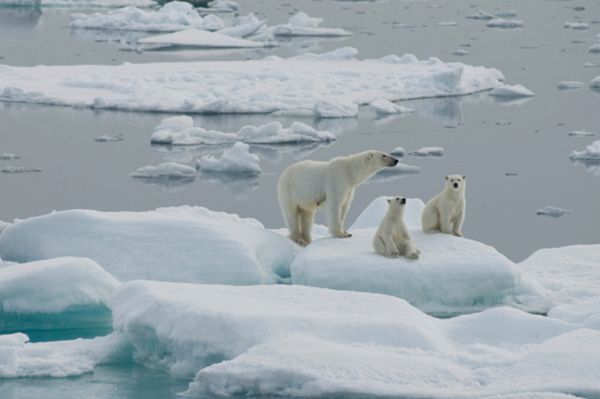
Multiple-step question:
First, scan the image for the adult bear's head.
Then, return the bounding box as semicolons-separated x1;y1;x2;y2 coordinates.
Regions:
366;150;399;168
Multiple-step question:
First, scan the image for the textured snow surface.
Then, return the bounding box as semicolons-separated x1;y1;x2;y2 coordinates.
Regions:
0;207;296;284
0;49;504;116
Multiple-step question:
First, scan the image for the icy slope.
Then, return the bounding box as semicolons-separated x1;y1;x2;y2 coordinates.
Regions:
0;49;504;116
0;207;296;284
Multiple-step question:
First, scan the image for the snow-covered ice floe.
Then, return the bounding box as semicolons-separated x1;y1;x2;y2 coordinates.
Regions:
138;29;271;49
489;84;534;98
1;166;41;174
486;18;523;29
0;207;296;284
569;139;600;162
0;332;131;378
0;257;117;332
0;153;20;160
589;44;600;54
466;10;495;20
94;134;123;142
196;142;262;175
0;48;504;116
0;0;156;7
291;197;546;316
557;81;584;90
69;2;217;32
130;162;197;179
536;206;571;218
370;98;414;116
272;12;351;37
568;129;596;137
151;116;335;145
564;21;589;30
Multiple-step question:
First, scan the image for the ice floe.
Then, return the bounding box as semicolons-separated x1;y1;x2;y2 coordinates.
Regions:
1;166;41;174
591;76;600;88
557;81;584;90
390;146;406;157
216;13;265;38
489;84;534;98
69;2;211;32
0;207;296;284
0;257;117;332
367;163;421;184
564;21;589;30
196;142;261;175
466;10;495;20
589;44;600;53
370;98;414;116
272;12;351;37
568;129;596;137
569;139;600;161
486;18;523;29
199;0;240;12
151;117;335;146
453;48;470;56
0;48;504;116
0;0;156;6
138;29;270;48
409;146;444;157
536;206;571;218
0;153;20;160
94;134;123;142
130;162;197;179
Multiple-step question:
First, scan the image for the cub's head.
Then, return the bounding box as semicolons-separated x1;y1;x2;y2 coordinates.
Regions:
366;150;399;168
445;175;466;191
387;196;407;213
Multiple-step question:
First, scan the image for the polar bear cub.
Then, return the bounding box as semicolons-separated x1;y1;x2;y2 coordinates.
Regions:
278;150;399;246
421;175;466;237
373;196;420;259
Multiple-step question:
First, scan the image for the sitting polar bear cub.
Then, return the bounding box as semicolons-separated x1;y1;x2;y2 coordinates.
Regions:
373;196;420;259
278;150;398;246
421;174;466;237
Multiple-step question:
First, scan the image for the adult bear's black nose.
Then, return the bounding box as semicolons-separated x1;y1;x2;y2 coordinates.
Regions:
390;158;399;166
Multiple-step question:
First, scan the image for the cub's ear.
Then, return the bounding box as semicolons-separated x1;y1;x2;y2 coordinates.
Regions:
387;198;392;204
445;175;449;180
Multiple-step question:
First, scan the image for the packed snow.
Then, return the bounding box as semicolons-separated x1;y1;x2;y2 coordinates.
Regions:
0;207;296;284
0;49;504;116
536;206;571;217
196;142;262;175
370;98;414;115
138;29;269;48
130;162;197;179
486;19;523;29
569;140;600;161
0;257;117;332
564;21;589;30
410;146;444;157
69;2;214;32
291;197;544;315
151;117;335;146
489;84;535;98
272;12;351;37
557;81;584;90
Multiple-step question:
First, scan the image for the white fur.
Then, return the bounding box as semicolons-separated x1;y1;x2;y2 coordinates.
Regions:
421;174;466;237
373;197;420;259
278;150;398;246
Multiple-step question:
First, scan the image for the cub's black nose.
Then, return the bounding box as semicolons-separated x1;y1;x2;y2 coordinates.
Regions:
453;183;459;188
400;198;406;204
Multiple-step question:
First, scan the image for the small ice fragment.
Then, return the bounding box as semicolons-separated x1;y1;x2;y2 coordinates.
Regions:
564;21;589;30
0;153;20;160
409;146;444;157
568;130;596;137
94;134;124;142
589;44;600;53
390;146;405;157
130;162;197;178
197;142;261;175
1;166;41;174
453;48;470;56
557;81;584;90
536;206;571;217
591;76;600;88
438;21;457;27
466;11;494;20
486;18;523;28
569;140;600;161
370;99;413;116
489;84;534;98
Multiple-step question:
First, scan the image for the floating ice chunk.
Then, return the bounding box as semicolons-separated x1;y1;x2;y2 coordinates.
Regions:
202;0;240;12
489;84;534;98
367;163;421;184
94;134;123;142
557;81;584;90
1;166;41;174
0;153;20;160
292;46;358;61
151;116;236;145
564;21;589;30
0;207;295;284
314;100;359;118
390;146;405;157
273;12;351;37
130;162;197;179
536;206;571;217
486;18;523;29
69;2;209;32
584;62;598;68
378;53;419;64
569;140;600;161
0;332;131;378
217;14;265;38
438;21;457;27
495;10;518;18
370;98;413;115
568;129;596;136
0;257;117;332
237;121;335;144
591;76;600;88
589;44;600;53
409;146;444;157
138;29;269;48
453;48;470;56
466;10;495;20
0;0;157;6
197;142;261;175
0;50;504;116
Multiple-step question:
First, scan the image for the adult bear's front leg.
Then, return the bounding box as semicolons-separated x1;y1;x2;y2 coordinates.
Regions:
327;189;351;238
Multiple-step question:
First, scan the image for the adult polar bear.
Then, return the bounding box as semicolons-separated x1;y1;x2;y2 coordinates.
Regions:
278;150;398;246
422;174;466;237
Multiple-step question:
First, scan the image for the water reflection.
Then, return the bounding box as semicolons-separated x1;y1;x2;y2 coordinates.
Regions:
0;6;42;32
197;171;259;196
571;159;600;176
131;175;196;191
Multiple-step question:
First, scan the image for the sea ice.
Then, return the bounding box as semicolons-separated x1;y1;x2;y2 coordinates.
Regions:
201;0;240;12
557;81;584;90
130;162;197;179
1;166;41;174
536;206;571;217
217;13;265;38
589;44;600;53
272;12;351;37
0;49;504;116
94;134;123;142
196;142;261;175
568;129;596;136
0;207;296;284
390;146;405;157
370;98;414;116
489;84;534;98
569;139;600;161
564;21;589;30
453;48;470;56
591;76;600;88
367;163;421;184
486;18;523;29
466;10;495;20
69;2;210;32
0;153;20;160
410;146;444;157
0;0;156;6
140;30;260;50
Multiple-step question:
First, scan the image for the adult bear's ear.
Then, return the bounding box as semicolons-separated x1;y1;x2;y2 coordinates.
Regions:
367;152;373;160
387;198;391;204
463;175;466;180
